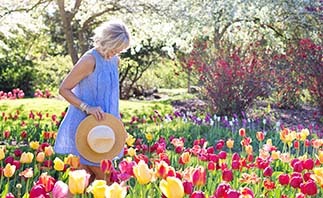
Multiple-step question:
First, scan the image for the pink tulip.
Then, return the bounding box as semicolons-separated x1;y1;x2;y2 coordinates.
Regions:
214;182;231;197
52;181;69;198
192;166;206;186
222;169;233;182
300;181;317;196
278;174;290;185
183;181;193;195
263;166;273;177
5;193;15;198
190;191;206;198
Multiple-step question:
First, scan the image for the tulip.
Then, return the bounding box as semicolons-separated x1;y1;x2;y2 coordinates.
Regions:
160;176;184;198
214;183;231;197
44;146;54;157
68;169;90;194
126;134;136;146
5;193;14;198
179;152;190;165
256;131;265;141
100;159;113;174
37;172;56;192
311;167;323;187
54;157;65;171
145;132;153;141
226;139;234;149
133;160;153;185
303;159;314;170
29;141;40;150
20;152;34;164
300;181;317;196
222;169;233;182
190;191;205;198
290;176;303;188
191;166;206;186
226;189;241;198
182;180;193;195
106;182;127;198
263;166;273;177
0;147;5;160
30;184;49;198
127;147;136;157
3;163;16;178
239;128;246;137
218;151;227;159
64;154;80;169
245;145;253;155
155;160;169;179
52;181;69;198
19;168;33;178
36;152;45;163
91;180;107;198
278;174;290;185
240;187;254;198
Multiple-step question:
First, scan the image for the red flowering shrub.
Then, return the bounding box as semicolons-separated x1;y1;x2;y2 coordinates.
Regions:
179;38;273;116
271;38;322;111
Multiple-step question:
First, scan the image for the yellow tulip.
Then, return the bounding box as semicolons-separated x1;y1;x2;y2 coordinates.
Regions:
127;147;136;157
133;160;153;185
311;167;323;187
245;145;253;155
91;180;107;198
4;163;16;178
106;182;127;198
271;151;281;160
0;147;5;160
44;146;54;157
160;176;184;198
226;138;234;149
29;141;40;150
316;150;323;164
54;157;65;171
126;134;136;146
145;132;153;142
68;169;90;194
20;152;34;164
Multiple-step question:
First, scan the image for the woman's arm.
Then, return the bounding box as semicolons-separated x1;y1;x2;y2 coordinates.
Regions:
59;54;105;120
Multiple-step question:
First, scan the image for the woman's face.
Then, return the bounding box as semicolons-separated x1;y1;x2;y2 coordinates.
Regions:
105;48;123;59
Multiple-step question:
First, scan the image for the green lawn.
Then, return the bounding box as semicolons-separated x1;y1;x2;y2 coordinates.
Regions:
0;97;173;119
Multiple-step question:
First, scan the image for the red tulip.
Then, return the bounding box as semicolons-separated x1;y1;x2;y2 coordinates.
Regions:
215;140;225;150
240;187;254;198
100;159;113;174
231;160;240;170
208;161;216;171
14;149;22;157
302;159;314;170
214;183;231;198
218;151;227;159
293;161;304;173
303;172;312;182
36;173;56;192
12;160;21;170
3;130;10;138
192;166;206;186
183;181;193;195
278;174;290;185
239;128;246;137
290;176;303;188
300;181;317;196
207;146;215;153
208;154;219;163
231;153;240;161
222;169;233;182
4;156;14;165
190;191;205;198
226;189;240;198
263;166;273;177
20;130;27;139
30;184;50;198
294;141;300;149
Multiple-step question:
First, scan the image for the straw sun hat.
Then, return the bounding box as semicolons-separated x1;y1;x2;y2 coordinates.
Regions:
75;113;127;163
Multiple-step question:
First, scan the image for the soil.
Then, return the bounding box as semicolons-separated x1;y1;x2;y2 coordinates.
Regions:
171;98;323;134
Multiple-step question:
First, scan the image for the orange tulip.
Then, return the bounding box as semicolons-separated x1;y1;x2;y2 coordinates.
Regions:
65;154;80;169
36;152;45;163
44;146;54;157
179;152;190;165
256;131;265;142
155;160;169;179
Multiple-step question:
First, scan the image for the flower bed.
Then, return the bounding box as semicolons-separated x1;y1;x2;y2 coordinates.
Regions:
0;109;323;197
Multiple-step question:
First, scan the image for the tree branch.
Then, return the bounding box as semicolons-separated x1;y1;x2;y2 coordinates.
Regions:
0;0;49;18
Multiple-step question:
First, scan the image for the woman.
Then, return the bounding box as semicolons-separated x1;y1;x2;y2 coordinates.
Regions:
54;20;130;183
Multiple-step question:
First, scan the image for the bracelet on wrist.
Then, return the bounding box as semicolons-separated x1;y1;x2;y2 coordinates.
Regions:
79;102;88;113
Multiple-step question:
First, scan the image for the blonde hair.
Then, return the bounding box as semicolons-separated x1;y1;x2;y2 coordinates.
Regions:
93;20;130;54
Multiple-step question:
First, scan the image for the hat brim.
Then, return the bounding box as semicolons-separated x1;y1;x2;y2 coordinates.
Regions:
76;113;127;163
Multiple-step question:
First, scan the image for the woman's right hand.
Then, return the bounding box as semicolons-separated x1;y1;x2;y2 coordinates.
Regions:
86;106;105;121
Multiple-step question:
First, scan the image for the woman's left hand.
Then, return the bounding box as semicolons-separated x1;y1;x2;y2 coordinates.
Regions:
86;106;105;121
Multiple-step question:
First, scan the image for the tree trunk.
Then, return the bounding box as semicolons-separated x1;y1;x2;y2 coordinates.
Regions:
56;0;79;64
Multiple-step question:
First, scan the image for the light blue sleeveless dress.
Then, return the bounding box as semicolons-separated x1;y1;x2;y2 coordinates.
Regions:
54;48;123;166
